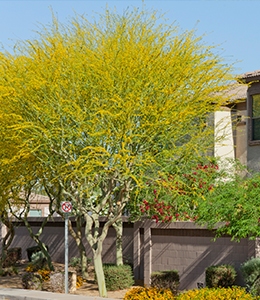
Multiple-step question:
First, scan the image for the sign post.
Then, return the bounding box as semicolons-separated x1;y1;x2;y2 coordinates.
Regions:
61;201;72;294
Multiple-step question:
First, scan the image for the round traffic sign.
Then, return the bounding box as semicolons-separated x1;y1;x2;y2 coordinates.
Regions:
61;201;72;213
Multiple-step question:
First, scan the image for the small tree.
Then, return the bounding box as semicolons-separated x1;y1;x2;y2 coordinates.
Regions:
196;171;260;240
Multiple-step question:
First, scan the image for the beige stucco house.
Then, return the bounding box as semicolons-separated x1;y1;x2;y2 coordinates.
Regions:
214;70;260;173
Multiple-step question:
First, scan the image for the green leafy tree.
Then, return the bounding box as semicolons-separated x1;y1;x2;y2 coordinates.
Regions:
196;172;260;240
0;8;234;296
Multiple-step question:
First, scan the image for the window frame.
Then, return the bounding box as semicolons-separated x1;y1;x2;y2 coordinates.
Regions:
249;93;260;145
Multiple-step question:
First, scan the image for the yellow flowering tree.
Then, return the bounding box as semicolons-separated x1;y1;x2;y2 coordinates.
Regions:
0;8;234;296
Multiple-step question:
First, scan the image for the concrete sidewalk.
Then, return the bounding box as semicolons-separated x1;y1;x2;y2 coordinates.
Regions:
0;288;118;300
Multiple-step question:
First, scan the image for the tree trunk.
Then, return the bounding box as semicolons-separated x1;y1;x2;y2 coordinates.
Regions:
0;217;14;270
81;181;130;297
84;212;108;298
37;240;54;271
8;189;55;271
23;217;54;271
80;246;88;279
112;218;123;266
93;242;107;298
67;215;89;279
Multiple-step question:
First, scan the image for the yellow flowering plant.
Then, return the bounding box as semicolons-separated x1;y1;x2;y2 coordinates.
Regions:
177;287;258;300
124;287;175;300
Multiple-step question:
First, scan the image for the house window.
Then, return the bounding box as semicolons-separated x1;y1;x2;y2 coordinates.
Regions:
29;209;42;217
252;94;260;140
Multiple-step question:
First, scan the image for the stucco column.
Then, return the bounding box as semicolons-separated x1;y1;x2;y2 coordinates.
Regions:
214;108;235;173
133;221;141;281
143;220;152;286
255;238;260;257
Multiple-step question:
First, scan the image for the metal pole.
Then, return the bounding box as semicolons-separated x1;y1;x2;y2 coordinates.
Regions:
65;213;69;294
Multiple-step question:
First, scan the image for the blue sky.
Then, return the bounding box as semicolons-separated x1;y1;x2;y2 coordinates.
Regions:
0;0;259;75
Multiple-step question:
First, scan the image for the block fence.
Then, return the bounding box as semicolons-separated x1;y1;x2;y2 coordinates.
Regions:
2;217;257;290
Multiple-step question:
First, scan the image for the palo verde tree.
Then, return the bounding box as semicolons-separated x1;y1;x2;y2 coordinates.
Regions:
0;8;234;296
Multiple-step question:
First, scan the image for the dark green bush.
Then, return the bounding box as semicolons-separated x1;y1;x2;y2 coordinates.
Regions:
103;264;134;291
241;257;260;296
151;270;180;295
205;264;236;288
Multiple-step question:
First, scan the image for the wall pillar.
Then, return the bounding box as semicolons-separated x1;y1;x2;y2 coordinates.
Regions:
214;108;235;173
255;238;260;257
143;220;152;286
133;221;141;281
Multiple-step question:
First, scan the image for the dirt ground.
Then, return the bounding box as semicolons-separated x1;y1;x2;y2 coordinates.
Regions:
0;261;132;299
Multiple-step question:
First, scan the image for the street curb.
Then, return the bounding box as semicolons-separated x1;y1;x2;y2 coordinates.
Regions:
0;288;117;300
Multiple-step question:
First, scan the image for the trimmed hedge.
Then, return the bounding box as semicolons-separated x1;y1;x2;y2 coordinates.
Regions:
205;264;236;288
103;264;134;291
151;270;179;295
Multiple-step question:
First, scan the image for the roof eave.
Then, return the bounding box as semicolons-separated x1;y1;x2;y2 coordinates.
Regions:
238;70;260;84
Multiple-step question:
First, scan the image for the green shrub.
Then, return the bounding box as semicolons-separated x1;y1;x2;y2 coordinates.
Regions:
103;264;134;291
26;245;48;261
205;264;237;288
176;287;256;300
151;270;179;295
241;257;260;296
123;287;175;300
30;251;49;271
